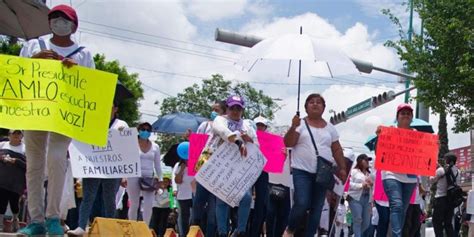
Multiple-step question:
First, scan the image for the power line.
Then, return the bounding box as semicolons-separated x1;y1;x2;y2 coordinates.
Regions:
81;20;240;54
128;65;399;88
78;28;237;63
141;82;174;97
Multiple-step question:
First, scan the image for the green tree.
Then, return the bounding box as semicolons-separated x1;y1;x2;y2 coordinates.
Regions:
384;0;474;133
384;0;473;217
93;54;144;125
0;37;21;56
157;74;279;152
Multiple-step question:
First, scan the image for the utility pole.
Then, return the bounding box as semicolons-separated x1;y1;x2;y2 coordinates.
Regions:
405;0;414;103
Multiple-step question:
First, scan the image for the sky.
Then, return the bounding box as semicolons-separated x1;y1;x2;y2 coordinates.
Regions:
46;0;469;153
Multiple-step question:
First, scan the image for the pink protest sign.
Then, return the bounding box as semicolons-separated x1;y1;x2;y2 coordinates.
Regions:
344;175;351;192
373;170;416;203
187;133;209;176
256;130;286;173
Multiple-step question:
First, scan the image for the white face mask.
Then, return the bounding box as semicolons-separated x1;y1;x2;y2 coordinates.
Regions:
50;17;74;36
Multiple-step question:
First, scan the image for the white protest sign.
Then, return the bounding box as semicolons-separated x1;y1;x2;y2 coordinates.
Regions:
196;142;266;207
69;128;141;178
467;190;474;214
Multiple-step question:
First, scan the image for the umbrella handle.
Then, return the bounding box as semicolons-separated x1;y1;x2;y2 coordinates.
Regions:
296;111;300;116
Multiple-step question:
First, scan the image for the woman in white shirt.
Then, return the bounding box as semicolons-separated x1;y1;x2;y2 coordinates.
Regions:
348;154;373;237
377;103;418;237
283;94;347;237
174;157;193;236
211;95;257;237
127;122;162;226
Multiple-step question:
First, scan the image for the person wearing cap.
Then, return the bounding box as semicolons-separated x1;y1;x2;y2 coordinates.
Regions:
18;4;95;236
283;94;347;237
375;103;418;237
248;116;270;237
0;130;26;232
195;95;257;237
430;152;460;237
347;154;373;237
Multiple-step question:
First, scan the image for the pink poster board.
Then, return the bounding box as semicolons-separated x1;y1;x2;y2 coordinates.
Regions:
256;130;286;173
187;133;209;176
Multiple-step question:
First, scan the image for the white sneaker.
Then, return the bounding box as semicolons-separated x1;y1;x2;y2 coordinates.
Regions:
63;223;70;233
67;227;85;236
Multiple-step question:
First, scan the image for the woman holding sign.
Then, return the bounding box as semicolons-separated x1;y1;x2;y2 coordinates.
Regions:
127;122;162;226
377;103;418;237
205;95;257;237
283;93;347;237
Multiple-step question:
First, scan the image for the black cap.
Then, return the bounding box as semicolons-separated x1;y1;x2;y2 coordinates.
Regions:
357;154;372;162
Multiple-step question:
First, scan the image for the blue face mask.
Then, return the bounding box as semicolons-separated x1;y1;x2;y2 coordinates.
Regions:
138;130;151;139
210;111;219;121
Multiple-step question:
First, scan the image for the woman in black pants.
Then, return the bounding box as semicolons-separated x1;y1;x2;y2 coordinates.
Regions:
0;130;26;232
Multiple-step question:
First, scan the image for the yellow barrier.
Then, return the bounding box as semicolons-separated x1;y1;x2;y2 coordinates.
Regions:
186;225;204;237
163;228;177;237
87;217;153;237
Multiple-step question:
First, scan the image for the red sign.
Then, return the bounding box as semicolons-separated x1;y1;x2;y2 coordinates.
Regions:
375;126;439;176
451;146;472;184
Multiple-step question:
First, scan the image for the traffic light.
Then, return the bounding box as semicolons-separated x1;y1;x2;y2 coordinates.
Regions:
372;90;395;107
330;111;346;125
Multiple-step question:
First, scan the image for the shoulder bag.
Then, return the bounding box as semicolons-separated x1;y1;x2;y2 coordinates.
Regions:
304;118;336;190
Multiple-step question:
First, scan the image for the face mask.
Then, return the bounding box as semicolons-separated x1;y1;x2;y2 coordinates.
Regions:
210;111;218;121
138;130;151;139
50;17;74;36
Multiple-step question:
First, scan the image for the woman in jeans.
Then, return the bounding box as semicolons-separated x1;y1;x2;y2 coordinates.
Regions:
198;95;256;237
377;103;417;237
189;100;226;236
127;122;162;225
68;104;128;235
283;93;347;237
347;154;373;237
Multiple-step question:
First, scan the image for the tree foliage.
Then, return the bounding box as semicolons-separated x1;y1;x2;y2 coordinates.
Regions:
384;0;474;133
160;74;279;120
0;37;21;56
93;54;144;126
157;74;280;152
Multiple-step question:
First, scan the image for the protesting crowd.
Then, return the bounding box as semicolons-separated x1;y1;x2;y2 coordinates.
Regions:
0;4;472;237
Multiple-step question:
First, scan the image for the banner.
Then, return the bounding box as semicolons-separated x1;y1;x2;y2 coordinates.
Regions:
195;142;266;207
69;128;141;178
0;55;117;146
187;133;209;176
375;126;438;176
256;130;286;173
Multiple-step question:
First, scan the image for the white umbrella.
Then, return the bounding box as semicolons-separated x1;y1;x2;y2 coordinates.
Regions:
0;0;51;39
236;27;359;115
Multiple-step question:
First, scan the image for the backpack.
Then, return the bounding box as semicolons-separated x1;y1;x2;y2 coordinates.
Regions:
445;166;464;208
